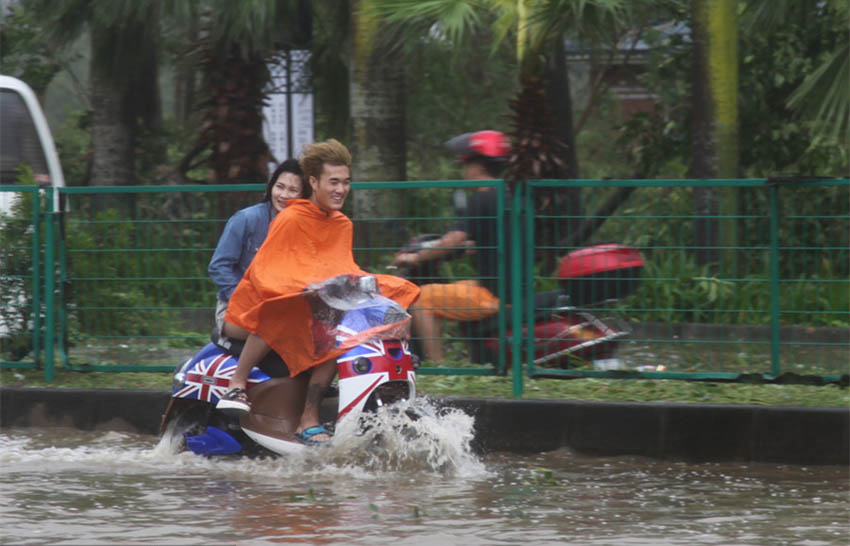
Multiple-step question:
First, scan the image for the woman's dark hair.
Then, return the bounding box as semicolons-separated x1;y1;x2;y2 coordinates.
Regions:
264;158;308;201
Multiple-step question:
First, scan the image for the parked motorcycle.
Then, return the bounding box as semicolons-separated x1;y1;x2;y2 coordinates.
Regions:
159;274;418;456
397;235;643;370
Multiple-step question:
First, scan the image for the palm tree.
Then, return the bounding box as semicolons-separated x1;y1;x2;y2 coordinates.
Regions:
31;0;163;186
346;1;409;261
174;0;307;186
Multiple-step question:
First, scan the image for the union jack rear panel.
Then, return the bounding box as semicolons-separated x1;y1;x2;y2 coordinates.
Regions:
173;350;270;404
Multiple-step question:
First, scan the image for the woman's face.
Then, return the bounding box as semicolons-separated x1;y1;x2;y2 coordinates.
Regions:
270;172;303;212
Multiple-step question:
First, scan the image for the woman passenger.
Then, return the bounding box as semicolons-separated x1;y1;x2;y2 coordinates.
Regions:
208;159;308;348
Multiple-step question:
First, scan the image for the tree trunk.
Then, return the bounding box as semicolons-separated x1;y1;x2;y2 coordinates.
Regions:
690;0;725;268
88;17;163;192
201;49;271;187
544;37;585;263
349;0;407;267
690;0;739;272
175;15;199;125
89;62;133;187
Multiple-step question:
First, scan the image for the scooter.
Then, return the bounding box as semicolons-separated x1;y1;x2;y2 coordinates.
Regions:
159;274;418;456
398;235;643;370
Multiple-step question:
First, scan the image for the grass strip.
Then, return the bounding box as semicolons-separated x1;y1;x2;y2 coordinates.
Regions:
2;368;847;408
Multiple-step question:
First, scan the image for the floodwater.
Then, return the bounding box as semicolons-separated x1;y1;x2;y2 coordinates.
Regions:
1;401;848;546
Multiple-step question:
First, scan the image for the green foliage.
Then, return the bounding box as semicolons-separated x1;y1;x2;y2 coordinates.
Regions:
628;257;764;324
164;330;210;348
744;0;849;144
737;4;848;175
0;168;40;360
614;106;689;179
588;182;848;325
52;109;91;187
628;2;848;176
579;92;654;179
0;4;68;94
403;23;518;180
770;185;849;278
624;255;848;328
62;198;221;338
591;186;695;249
65;209;164;336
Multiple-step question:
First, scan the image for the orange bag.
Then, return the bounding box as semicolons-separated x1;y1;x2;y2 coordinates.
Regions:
225;199;419;376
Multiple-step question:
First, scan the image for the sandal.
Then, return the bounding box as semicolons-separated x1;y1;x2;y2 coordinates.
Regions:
294;425;332;446
216;387;251;414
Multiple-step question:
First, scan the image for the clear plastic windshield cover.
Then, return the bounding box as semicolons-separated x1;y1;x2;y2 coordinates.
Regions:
305;274;411;355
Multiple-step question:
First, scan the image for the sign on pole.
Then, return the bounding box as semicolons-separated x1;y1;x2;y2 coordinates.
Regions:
263;50;314;168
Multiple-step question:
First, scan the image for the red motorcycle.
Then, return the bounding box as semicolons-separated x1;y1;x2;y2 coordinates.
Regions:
398;236;643;370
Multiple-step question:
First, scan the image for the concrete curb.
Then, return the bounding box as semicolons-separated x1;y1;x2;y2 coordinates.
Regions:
1;387;847;465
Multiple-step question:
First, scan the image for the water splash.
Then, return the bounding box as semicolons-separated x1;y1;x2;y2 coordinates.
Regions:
318;396;487;478
156;396;487;479
2;398;486;482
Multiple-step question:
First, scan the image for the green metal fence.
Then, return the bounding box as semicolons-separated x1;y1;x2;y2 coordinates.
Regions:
1;185;46;374
521;178;849;389
1;178;847;394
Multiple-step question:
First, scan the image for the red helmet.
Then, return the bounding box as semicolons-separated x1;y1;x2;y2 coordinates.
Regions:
444;130;510;160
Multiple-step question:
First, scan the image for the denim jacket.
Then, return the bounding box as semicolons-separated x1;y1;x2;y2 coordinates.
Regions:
208;202;275;302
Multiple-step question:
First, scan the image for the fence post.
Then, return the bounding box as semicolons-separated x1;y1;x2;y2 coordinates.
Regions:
511;182;524;397
29;188;42;367
523;180;536;381
768;182;781;376
43;189;55;382
496;181;508;374
56;204;70;368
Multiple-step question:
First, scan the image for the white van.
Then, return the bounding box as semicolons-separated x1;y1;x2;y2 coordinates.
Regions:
0;74;65;213
1;75;66;342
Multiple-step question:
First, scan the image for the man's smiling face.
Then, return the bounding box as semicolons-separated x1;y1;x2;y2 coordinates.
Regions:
310;163;351;213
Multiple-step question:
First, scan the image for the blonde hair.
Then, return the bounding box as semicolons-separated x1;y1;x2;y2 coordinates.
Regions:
300;139;352;182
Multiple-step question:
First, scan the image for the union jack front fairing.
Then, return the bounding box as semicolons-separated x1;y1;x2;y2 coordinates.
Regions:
335;337;416;428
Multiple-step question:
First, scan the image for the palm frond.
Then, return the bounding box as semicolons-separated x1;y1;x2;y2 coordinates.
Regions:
28;0;93;44
740;0;810;31
787;44;850;142
367;0;487;44
200;0;300;58
530;0;628;45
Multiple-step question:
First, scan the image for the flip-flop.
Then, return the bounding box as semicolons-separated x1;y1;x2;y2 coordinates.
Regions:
294;425;332;446
216;387;251;414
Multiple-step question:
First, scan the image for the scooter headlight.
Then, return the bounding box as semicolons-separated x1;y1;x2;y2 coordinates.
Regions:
172;357;192;388
352;357;372;374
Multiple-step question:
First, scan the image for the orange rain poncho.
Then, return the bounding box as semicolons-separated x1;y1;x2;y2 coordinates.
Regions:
225;199;420;377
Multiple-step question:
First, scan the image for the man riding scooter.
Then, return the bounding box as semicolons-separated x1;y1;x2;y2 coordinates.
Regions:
392;130;511;362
